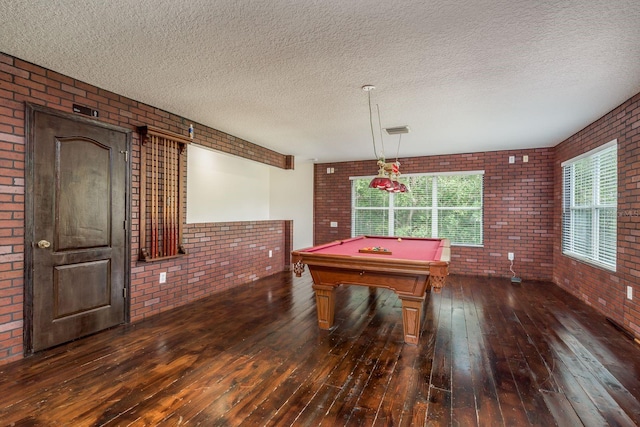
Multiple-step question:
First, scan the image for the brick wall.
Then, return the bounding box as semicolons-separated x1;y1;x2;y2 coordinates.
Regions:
0;52;289;364
553;93;640;337
2;49;639;362
315;148;555;280
131;221;285;319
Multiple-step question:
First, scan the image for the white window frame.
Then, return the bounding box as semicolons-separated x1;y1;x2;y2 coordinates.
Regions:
561;140;617;271
350;170;484;246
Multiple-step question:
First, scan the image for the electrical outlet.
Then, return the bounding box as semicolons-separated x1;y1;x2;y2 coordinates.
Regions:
159;272;167;284
330;221;338;228
268;250;273;258
508;156;515;164
628;286;633;300
508;252;514;261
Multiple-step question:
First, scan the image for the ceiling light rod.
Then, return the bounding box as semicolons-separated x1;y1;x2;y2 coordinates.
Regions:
362;85;380;160
363;84;408;193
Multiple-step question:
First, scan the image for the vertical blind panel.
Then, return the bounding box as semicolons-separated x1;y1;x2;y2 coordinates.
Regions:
562;166;572;253
437;174;483;245
573;157;594;207
571;209;594;257
353;209;389;236
394;209;432;237
353;179;389;208
437;175;483;207
599;148;617;205
562;144;617;269
598;208;617;265
395;176;432;207
438;209;483;245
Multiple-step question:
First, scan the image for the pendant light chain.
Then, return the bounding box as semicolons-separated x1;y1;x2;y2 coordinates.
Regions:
364;84;408;193
376;104;385;161
395;134;402;163
367;88;380;160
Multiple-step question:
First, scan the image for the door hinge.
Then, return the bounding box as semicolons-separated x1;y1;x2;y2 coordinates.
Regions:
123;288;127;298
123;220;127;230
120;150;129;162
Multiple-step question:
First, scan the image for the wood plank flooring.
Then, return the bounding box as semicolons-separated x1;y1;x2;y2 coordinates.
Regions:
2;273;640;426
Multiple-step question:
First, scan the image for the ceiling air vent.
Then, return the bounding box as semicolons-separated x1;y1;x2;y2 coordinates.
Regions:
385;126;410;135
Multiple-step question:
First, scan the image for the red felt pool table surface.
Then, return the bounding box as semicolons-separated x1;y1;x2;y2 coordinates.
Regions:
291;236;450;344
303;236;445;261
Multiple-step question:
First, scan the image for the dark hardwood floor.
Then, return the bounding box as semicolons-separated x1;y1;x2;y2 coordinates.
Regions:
2;272;640;426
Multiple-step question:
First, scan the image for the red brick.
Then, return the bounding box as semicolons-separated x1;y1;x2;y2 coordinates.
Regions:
554;94;640;328
315;97;640;338
1;51;639;366
0;52;291;365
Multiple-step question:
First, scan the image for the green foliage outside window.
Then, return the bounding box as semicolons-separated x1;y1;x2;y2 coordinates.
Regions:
352;173;483;246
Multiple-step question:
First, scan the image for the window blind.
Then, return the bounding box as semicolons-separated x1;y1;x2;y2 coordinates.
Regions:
562;142;617;270
436;174;483;245
351;171;484;246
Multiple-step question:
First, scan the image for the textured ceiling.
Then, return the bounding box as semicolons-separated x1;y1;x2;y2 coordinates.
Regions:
1;0;640;163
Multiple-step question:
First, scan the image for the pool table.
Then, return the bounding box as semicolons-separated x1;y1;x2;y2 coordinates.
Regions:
292;236;450;344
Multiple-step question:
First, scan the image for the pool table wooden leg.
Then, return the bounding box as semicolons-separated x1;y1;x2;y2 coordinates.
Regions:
399;295;425;345
293;260;305;277
312;284;336;330
429;265;449;292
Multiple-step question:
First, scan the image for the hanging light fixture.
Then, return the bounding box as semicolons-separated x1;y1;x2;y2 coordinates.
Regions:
363;85;409;193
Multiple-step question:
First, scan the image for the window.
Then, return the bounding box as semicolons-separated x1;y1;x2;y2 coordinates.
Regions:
352;172;483;245
562;141;617;270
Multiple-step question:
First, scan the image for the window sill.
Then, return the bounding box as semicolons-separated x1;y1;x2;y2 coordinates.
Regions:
562;251;616;272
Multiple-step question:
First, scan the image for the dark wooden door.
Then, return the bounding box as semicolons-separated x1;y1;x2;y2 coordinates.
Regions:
27;105;130;352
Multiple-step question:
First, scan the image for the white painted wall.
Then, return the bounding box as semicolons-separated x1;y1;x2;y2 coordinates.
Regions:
186;144;270;223
269;161;314;250
186;144;314;250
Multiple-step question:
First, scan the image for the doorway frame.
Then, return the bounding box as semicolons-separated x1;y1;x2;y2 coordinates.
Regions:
23;103;132;355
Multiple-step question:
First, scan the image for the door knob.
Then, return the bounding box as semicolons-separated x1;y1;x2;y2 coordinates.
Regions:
37;240;51;249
